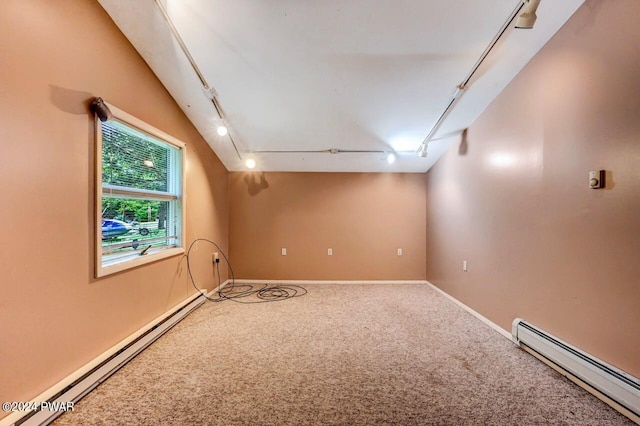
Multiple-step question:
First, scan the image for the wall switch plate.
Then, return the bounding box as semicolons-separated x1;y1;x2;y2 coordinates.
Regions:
397;248;403;256
328;248;333;256
463;260;468;272
589;170;605;189
281;248;287;256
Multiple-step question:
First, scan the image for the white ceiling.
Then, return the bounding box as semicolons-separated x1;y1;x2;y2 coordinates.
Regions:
98;0;584;173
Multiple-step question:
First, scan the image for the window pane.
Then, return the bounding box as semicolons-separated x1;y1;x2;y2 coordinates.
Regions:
102;120;179;193
101;197;179;257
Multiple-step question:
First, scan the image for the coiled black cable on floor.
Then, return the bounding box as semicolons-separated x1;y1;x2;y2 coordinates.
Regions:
186;238;307;304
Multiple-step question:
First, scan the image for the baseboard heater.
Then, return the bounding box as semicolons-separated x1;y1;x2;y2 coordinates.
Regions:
13;294;206;426
512;318;640;423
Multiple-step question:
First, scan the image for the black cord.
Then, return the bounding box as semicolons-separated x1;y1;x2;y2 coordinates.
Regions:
186;238;307;304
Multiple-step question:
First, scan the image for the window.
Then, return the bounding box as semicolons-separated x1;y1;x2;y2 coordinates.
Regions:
95;102;185;277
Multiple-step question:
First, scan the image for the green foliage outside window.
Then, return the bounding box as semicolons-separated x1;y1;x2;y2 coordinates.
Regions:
102;120;170;192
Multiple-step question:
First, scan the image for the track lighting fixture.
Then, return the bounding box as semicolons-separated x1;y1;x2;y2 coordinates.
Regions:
416;0;539;157
251;148;407;164
515;0;541;29
155;0;548;168
417;144;428;158
153;0;245;162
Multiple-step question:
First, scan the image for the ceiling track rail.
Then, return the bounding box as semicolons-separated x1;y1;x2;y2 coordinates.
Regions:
152;0;244;161
417;0;527;157
251;131;462;156
254;149;388;154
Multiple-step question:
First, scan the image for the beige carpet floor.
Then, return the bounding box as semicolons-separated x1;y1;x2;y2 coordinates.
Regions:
53;284;633;425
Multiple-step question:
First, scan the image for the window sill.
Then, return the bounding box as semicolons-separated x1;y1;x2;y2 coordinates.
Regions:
96;246;185;278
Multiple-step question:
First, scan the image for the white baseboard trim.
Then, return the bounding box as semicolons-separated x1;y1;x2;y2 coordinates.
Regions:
204;279;231;297
232;279;429;285
427;282;640;423
230;279;512;340
425;281;512;340
1;291;208;426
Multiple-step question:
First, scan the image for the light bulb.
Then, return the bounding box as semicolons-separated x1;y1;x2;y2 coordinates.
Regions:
386;153;396;164
245;158;256;169
216;125;228;136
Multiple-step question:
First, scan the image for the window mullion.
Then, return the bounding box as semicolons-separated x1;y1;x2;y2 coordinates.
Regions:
102;185;178;200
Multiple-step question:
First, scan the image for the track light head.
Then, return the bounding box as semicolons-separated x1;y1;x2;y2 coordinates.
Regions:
515;0;541;29
216;125;228;136
417;143;428;158
90;97;113;122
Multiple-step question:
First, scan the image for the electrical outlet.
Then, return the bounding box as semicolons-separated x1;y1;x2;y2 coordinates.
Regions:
397;248;403;256
213;252;219;263
328;248;333;256
281;248;287;256
463;260;468;272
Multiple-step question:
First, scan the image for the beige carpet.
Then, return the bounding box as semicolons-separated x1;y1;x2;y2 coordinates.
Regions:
53;284;633;425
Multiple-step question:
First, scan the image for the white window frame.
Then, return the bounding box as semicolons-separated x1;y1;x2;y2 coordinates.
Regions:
95;102;186;277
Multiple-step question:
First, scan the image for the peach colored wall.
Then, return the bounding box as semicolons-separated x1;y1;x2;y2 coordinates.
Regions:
229;172;426;280
425;0;640;377
0;0;228;414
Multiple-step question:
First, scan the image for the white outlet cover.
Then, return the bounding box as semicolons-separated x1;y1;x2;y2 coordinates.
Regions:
397;248;403;256
328;248;333;256
281;248;287;256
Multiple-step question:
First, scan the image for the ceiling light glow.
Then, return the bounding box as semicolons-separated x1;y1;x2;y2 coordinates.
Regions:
245;158;256;169
386;153;396;164
389;135;421;152
216;125;228;136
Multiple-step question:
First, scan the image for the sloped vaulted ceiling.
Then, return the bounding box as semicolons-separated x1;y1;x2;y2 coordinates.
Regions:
98;0;584;172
